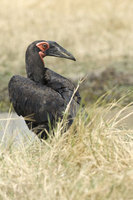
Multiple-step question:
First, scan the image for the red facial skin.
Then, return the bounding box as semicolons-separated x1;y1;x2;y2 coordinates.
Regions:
36;42;50;63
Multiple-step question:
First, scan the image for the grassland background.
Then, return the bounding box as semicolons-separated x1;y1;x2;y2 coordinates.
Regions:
1;0;133;199
1;0;133;110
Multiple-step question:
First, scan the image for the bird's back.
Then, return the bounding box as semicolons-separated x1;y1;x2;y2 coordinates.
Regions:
8;75;65;121
44;68;81;104
8;73;80;138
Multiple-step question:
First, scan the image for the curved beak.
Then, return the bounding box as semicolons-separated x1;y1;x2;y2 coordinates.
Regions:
45;41;76;61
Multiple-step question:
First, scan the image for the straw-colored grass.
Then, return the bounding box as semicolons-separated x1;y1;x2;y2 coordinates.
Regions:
1;99;133;200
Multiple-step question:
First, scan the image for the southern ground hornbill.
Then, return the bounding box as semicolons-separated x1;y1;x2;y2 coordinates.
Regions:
8;40;81;139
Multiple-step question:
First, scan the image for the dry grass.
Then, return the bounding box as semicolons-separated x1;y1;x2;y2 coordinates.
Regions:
1;99;133;199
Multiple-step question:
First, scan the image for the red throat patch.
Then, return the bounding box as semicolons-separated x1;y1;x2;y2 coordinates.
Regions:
39;51;45;63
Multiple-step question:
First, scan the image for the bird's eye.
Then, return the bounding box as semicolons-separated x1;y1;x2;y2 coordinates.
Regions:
43;44;47;49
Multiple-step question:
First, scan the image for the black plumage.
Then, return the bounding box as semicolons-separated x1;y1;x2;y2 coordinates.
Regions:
8;40;81;139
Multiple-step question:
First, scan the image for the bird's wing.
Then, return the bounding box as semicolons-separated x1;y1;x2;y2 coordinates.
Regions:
8;75;65;124
44;68;81;104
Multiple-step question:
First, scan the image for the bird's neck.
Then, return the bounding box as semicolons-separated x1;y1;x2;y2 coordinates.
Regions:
25;51;45;84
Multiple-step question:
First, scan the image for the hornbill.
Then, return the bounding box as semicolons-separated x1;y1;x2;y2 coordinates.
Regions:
8;40;81;139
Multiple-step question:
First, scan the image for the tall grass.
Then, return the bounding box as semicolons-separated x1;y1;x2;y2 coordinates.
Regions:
0;99;133;199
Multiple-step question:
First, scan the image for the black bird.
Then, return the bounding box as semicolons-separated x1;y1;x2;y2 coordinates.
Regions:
8;40;81;139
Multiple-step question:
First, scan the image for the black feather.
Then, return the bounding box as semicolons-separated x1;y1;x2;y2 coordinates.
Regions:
8;40;81;139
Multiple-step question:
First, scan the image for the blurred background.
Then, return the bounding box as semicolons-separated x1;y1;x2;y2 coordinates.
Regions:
1;0;133;111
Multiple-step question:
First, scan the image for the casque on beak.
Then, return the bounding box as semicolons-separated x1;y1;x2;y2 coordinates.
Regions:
45;41;76;61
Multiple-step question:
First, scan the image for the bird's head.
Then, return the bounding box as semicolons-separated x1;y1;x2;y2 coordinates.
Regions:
31;40;76;63
26;40;76;82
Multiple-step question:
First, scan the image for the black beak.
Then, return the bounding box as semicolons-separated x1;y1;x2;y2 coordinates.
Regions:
45;41;76;61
